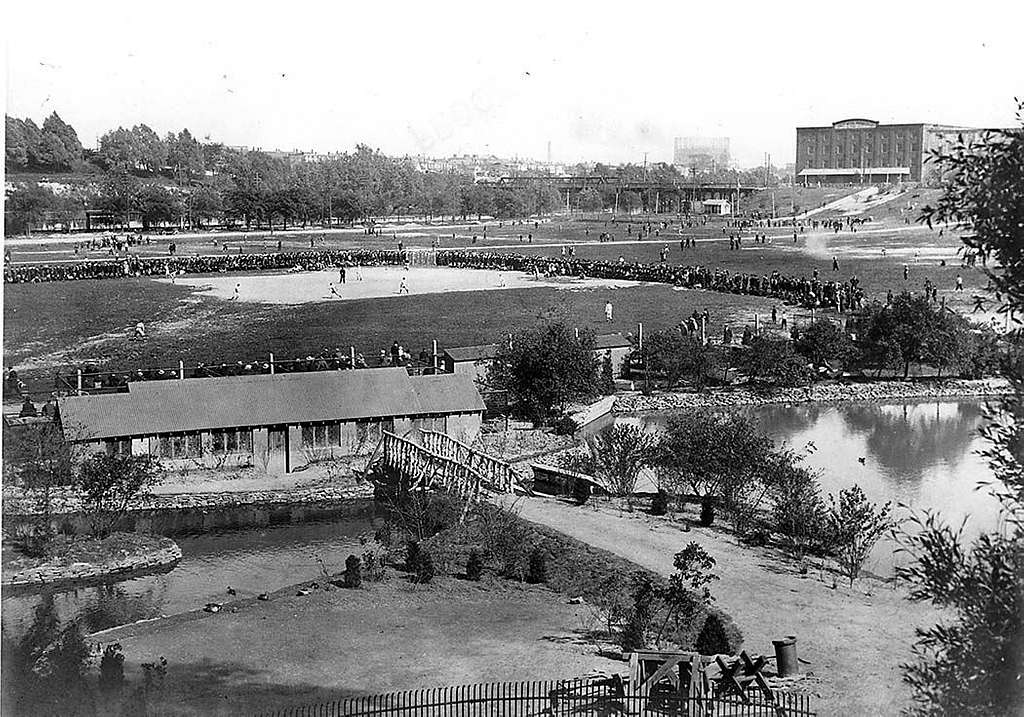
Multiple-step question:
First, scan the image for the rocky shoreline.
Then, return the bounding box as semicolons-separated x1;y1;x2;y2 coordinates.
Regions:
613;377;1011;413
2;481;374;517
2;536;182;591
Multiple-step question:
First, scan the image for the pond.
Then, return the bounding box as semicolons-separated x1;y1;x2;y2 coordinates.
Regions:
618;398;1002;572
2;502;381;639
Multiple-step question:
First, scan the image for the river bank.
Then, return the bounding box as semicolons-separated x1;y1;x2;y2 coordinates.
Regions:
613;377;1010;413
2;533;181;591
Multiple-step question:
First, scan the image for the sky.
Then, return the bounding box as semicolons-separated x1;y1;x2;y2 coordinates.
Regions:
4;0;1023;169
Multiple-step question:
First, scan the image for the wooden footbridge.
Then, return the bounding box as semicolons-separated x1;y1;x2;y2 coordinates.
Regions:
372;429;524;502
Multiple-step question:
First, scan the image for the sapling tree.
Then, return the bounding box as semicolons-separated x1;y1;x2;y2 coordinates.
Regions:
824;484;892;586
76;453;163;537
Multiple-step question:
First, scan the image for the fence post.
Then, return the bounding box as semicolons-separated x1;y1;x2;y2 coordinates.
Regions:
350;346;356;369
638;322;644;351
76;369;83;394
179;360;185;380
269;353;275;375
754;313;760;335
432;339;438;370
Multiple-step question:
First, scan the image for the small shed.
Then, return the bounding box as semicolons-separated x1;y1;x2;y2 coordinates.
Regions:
442;344;500;386
701;199;732;215
593;333;632;377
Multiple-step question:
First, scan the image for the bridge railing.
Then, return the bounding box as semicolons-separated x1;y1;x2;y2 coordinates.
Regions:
420;430;516;493
380;431;485;502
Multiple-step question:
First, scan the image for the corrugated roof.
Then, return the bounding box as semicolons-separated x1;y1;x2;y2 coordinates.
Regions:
57;368;484;440
410;374;487;415
444;344;500;362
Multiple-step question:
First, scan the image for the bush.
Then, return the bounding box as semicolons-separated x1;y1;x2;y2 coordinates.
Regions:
98;643;125;693
405;540;421;573
651;490;669;516
527;547;548;584
465;549;484;581
694;610;744;656
572;478;591;505
413;549;435;584
360;547;387;582
699;496;715;526
343;554;362;588
551;415;579;436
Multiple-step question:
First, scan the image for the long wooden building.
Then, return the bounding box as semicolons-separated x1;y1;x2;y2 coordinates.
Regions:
56;368;485;473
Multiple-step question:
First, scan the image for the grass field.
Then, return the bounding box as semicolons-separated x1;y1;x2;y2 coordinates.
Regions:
4;209;997;393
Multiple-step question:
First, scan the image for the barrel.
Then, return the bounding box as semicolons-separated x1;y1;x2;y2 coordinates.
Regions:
773;635;799;677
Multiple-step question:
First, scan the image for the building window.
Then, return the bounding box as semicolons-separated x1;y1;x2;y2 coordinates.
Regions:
302;423;342;448
106;437;131;456
158;432;204;459
212;428;252;454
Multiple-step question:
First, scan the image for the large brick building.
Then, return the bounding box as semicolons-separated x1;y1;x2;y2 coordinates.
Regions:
795;118;999;185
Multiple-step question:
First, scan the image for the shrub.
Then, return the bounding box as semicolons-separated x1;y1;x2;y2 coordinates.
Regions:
360;547;387;582
527;547;548;584
651;490;669;516
694;610;744;656
343;554;362;588
98;643;125;693
551;415;579;436
405;540;421;573
465;549;484;581
413;549;435;584
572;477;591;505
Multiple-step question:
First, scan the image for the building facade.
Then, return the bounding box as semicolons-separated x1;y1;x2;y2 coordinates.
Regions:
795;118;1000;185
57;368;485;474
673;137;731;174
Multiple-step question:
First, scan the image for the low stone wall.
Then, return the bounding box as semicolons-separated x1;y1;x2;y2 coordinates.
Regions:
614;377;1011;413
2;538;182;591
2;482;374;517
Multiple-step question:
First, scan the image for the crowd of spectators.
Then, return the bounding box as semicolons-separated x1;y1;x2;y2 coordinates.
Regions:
437;250;865;311
5;246;866;312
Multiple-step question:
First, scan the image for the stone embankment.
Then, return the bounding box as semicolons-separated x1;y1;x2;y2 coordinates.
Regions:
2;482;374;517
614;378;1011;413
2;537;182;590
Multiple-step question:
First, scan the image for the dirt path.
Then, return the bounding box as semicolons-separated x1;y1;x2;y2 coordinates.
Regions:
507;496;937;716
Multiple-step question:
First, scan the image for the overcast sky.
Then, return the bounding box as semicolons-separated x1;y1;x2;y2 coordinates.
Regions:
5;0;1022;168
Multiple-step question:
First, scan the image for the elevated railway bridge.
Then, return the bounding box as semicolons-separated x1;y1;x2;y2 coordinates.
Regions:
491;175;765;213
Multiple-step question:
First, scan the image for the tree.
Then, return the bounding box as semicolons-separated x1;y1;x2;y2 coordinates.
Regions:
562;424;658;497
137;184;182;228
38;112;83;169
166;128;205;181
645;331;721;389
792;319;853;371
5;184;59;235
824;484;891;586
858;294;975;379
895;102;1024;715
96;171;142;226
599;352;616;395
578;187;603;212
3;422;80;554
742;336;812;387
76;453;163;537
771;458;827;559
488;323;599;423
655;412;773;526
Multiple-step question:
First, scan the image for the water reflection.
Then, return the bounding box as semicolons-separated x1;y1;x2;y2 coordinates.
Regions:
2;515;379;640
627;398;1000;535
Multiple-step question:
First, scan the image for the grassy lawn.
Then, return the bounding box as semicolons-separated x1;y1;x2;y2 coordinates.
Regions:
4;275;776;389
94;577;616;716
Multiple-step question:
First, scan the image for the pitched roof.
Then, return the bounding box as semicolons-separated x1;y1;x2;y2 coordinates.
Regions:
410;374;486;415
57;368;483;440
443;344;500;362
594;333;632;350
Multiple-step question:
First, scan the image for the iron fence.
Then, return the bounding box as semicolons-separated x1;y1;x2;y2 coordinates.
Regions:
252;679;815;717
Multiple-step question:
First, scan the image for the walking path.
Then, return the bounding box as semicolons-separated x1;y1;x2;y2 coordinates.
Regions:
504;495;937;716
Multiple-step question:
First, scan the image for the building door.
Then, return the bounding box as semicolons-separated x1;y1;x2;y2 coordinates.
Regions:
268;426;289;474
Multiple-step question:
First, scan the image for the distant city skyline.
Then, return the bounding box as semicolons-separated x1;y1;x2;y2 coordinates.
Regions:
5;0;1022;169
